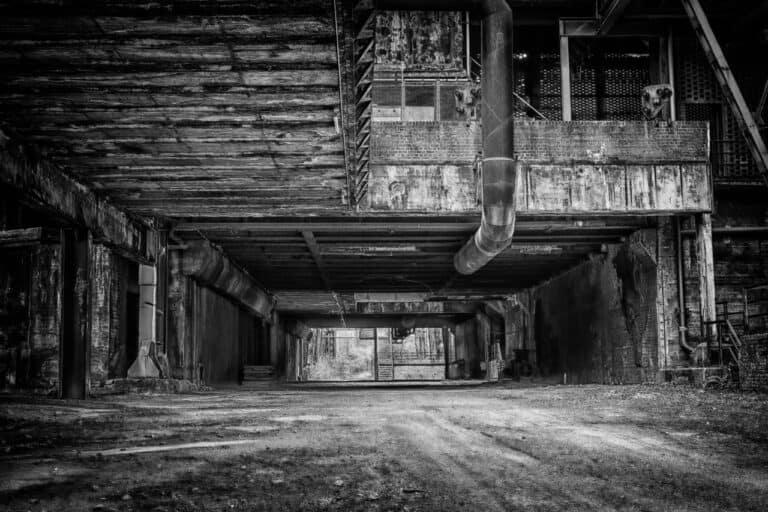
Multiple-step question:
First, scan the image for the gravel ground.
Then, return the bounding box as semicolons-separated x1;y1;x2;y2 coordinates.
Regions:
1;382;767;511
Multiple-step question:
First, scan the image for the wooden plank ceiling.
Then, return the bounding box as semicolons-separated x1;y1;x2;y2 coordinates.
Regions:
0;0;658;303
0;0;348;217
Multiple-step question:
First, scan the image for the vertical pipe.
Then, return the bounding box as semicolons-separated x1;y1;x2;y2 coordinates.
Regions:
559;20;572;121
666;29;677;121
676;217;694;352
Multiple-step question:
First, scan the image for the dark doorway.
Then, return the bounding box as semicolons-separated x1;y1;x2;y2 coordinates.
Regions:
256;321;271;365
60;229;88;399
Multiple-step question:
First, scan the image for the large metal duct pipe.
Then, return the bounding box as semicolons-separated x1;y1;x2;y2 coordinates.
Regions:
454;0;517;275
181;240;275;319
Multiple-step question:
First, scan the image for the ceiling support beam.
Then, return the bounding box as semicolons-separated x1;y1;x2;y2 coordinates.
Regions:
288;314;471;329
302;231;334;291
0;129;155;263
180;239;275;318
680;0;768;189
597;0;633;36
302;230;348;318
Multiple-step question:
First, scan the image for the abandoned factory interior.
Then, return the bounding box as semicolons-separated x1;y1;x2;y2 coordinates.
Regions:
1;0;768;510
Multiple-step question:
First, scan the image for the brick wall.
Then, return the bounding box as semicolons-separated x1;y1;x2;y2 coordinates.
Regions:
371;120;709;164
741;333;768;391
371;121;480;164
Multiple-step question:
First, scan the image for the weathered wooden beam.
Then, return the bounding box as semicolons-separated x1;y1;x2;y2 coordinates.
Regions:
0;1;331;16
174;217;649;232
60;154;344;171
0;91;340;110
597;0;633;36
0;226;58;247
288;314;472;329
0;15;335;39
0;129;154;263
1;107;337;126
680;0;768;189
0;70;338;89
180;239;275;318
0;43;338;68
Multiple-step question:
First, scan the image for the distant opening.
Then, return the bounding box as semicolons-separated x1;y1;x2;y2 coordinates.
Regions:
110;258;139;378
300;327;446;381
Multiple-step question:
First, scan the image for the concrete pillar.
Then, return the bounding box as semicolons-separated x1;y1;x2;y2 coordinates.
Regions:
126;264;160;378
696;213;717;361
60;228;90;399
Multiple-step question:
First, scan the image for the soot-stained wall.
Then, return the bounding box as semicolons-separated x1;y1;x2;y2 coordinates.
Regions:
167;253;260;385
533;237;659;384
0;244;60;392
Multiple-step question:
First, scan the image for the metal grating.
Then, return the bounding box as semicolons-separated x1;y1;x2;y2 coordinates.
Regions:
678;40;721;104
677;39;761;181
570;47;650;121
439;83;462;121
405;85;435;107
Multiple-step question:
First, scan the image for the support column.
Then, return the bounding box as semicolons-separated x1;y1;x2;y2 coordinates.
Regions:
127;264;160;378
696;213;717;361
60;228;90;399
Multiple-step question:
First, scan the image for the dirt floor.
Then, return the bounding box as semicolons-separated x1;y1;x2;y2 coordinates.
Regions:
1;383;768;511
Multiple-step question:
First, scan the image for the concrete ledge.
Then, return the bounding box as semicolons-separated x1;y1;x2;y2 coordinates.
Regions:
90;378;208;396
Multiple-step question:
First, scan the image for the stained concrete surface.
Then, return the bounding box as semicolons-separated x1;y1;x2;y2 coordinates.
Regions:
1;384;767;511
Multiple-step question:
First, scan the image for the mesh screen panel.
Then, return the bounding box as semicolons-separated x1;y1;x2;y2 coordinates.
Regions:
405;85;435;107
677;39;761;181
439;83;464;121
372;82;401;106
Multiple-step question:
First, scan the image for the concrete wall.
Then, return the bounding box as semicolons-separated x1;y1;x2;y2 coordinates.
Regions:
532;236;659;384
0;243;60;392
167;252;261;385
368;121;711;214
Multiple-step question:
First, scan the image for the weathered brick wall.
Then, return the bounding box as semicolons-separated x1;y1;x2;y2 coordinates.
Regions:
371;121;708;164
679;191;768;375
371;122;480;164
741;333;768;391
532;234;659;384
